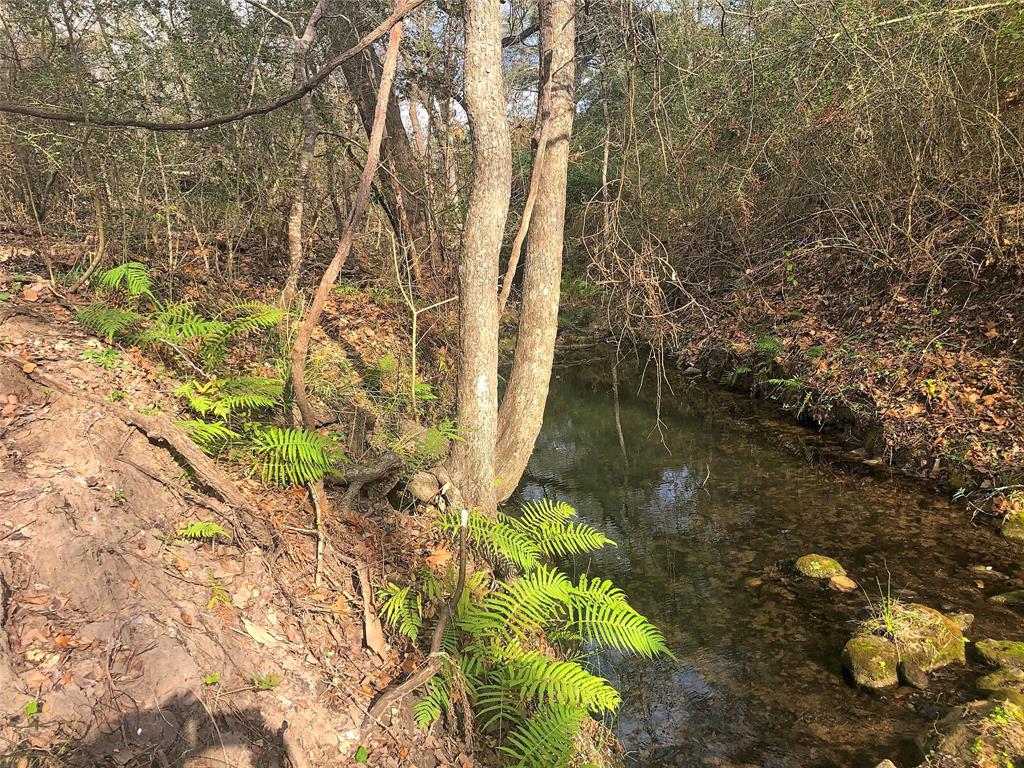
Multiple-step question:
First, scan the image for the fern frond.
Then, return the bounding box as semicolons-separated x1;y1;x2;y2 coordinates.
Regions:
175;418;240;454
414;672;450;727
97;261;153;298
379;583;423;642
506;652;620;714
177;521;231;541
459;565;570;642
75;303;142;342
443;510;541;571
247;425;339;487
565;575;671;658
200;302;285;365
477;667;527;733
135;302;226;348
176;377;283;419
509;499;615;559
498;702;584;768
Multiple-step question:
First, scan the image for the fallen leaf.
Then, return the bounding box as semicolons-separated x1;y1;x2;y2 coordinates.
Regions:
242;618;281;646
21;362;36;374
425;547;453;569
22;285;39;302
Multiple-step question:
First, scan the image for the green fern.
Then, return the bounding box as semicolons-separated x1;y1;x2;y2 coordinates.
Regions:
379;583;423;642
76;303;143;341
505;652;620;714
177;520;231;541
135;302;227;348
200;302;285;365
415;673;451;727
247;425;339;487
753;334;783;359
97;261;153;298
175;418;240;454
176;377;283;419
498;702;584;768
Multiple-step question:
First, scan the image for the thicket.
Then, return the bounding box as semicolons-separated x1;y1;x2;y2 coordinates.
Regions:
569;0;1024;347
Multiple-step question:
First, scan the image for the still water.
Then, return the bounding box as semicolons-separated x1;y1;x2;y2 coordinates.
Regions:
514;362;1024;768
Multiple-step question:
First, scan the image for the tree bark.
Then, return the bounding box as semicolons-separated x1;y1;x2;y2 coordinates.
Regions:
445;0;512;516
290;18;402;430
282;0;327;306
494;0;575;501
335;9;432;268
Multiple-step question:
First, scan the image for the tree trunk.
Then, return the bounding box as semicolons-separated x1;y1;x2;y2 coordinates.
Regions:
445;0;512;516
281;0;326;306
336;9;432;267
494;0;575;500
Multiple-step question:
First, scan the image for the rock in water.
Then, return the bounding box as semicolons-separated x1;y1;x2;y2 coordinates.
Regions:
991;590;1024;607
843;635;899;688
795;554;846;579
829;574;858;592
975;640;1024;670
885;603;966;672
897;661;929;690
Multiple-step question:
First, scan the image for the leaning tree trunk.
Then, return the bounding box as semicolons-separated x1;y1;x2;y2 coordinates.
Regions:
336;8;432;269
494;0;576;500
445;0;512;517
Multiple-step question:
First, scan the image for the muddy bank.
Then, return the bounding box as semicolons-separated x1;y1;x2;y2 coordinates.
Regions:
0;301;451;766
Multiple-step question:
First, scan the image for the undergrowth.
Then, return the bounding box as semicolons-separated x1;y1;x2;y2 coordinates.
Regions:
379;498;671;768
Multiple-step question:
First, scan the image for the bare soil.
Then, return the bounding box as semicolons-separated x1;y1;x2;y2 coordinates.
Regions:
0;295;460;766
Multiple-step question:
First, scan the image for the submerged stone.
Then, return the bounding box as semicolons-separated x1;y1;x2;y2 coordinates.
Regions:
991;590;1024;607
795;554;846;579
975;640;1024;670
843;635;898;688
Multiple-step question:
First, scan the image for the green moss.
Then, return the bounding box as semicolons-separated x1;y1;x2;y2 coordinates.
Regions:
795;554;846;579
991;591;1024;607
977;640;1024;671
843;635;899;688
1004;510;1024;544
978;667;1024;694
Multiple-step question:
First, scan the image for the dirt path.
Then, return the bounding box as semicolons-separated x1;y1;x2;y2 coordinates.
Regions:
0;299;451;766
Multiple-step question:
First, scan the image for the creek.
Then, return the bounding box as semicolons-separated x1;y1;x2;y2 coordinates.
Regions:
513;361;1024;767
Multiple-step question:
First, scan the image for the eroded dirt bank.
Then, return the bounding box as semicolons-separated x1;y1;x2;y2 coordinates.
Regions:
0;300;454;766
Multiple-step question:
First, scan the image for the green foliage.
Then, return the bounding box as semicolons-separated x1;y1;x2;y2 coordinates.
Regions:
177;520;230;542
379;583;423;642
247;425;339;487
76;303;143;341
97;261;153;298
251;672;280;690
175;376;283;419
379;499;670;767
81;347;121;368
175;419;240;454
753;335;783;360
498;703;584;768
441;499;615;573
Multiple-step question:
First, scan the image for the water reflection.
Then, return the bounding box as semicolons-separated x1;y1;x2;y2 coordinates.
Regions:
513;365;1024;768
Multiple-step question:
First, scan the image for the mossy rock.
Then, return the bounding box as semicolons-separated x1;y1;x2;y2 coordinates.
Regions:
991;590;1024;607
1004;510;1024;544
975;640;1024;671
860;603;965;673
795;554;846;579
977;666;1024;695
920;700;1024;768
843;635;898;688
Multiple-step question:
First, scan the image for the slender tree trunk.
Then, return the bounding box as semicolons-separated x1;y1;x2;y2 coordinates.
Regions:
290;19;402;430
494;0;575;500
445;0;512;516
336;8;432;265
282;0;327;306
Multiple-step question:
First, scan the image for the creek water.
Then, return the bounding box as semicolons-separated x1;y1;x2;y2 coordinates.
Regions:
513;361;1024;768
